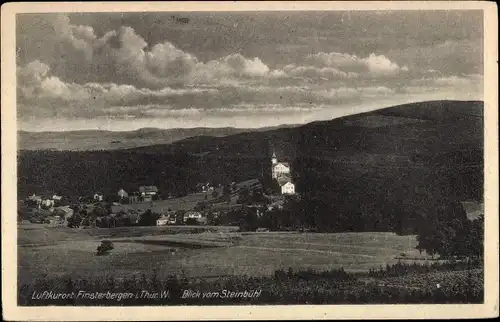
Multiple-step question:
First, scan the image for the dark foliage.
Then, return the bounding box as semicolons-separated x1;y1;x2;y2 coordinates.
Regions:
96;240;114;256
137;209;161;226
417;206;484;259
67;212;82;228
19;261;483;306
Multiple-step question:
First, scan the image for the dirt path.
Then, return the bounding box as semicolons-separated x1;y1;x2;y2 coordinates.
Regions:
234;245;377;258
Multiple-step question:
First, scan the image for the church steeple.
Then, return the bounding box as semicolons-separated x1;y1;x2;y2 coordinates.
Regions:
271;151;277;165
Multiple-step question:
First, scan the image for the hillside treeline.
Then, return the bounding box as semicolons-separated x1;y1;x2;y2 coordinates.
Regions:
18;150;265;199
291;154;483;234
18;145;483;236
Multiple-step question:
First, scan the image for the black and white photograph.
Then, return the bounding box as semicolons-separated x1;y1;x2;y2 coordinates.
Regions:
2;1;498;320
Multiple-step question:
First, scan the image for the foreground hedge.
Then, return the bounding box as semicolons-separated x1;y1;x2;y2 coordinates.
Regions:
19;262;483;305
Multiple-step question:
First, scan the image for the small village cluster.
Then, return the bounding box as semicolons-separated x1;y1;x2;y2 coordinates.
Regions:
21;152;296;227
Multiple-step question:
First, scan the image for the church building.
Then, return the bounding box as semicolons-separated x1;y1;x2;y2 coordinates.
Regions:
271;152;291;179
271;151;295;195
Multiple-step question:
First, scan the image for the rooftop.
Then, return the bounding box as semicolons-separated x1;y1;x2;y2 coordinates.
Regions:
277;176;293;186
139;186;158;193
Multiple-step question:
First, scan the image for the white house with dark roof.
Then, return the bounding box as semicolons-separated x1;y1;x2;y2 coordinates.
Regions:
277;176;295;195
139;186;158;196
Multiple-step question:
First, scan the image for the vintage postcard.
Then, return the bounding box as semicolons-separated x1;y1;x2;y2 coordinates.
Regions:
2;1;498;320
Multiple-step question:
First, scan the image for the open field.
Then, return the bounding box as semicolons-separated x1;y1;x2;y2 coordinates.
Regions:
19;224;430;283
18;224;238;245
111;192;212;213
110;190;242;214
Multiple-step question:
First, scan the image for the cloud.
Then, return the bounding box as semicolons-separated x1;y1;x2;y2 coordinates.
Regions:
315;86;395;102
52;14;98;60
410;74;483;87
16;13;484;130
18;15;408;89
146;42;199;78
17;60;50;85
433;75;478;86
103;105;203;118
90;25;279;87
363;54;402;75
402;74;483;97
385;39;483;76
17;60;218;108
223;54;270;77
304;52;406;76
281;64;356;80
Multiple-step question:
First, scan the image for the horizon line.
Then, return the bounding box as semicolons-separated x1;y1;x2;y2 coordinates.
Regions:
17;99;483;133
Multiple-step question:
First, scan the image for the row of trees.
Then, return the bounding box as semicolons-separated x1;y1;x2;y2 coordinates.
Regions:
19;262;483;305
66;204;163;228
232;191;484;261
416;204;483;260
18;150;265;200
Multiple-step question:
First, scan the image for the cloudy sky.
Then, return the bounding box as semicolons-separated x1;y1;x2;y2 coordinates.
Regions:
16;10;483;131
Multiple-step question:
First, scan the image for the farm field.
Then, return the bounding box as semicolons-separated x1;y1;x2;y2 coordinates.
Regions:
110;191;241;214
111;192;212;213
18;224;429;283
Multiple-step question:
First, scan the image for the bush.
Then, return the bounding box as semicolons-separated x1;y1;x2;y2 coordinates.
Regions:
96;240;114;256
138;209;161;226
67;213;82;228
185;218;199;225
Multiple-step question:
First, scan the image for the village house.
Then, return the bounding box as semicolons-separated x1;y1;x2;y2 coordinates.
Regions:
156;215;169;226
183;211;204;223
235;178;262;191
52;206;73;227
139;186;158;196
196;182;214;193
128;192;140;204
41;198;55;209
117;188;128;200
461;201;484;221
139;186;158;201
28;194;42;208
277;178;295;195
93;193;104;202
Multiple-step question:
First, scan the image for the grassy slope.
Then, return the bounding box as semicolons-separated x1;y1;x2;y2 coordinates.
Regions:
19;224;425;283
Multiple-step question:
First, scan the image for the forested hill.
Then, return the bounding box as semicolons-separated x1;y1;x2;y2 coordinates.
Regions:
129;100;483;160
18;100;483;233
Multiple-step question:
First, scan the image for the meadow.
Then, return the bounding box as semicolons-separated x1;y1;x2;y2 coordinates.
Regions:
110;190;241;214
19;224;428;284
111;192;211;213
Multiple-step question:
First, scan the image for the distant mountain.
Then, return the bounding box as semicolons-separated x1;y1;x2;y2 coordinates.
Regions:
17;124;299;151
129;100;484;161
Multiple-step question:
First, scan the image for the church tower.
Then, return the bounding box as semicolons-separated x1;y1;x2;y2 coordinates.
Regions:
271;151;278;165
